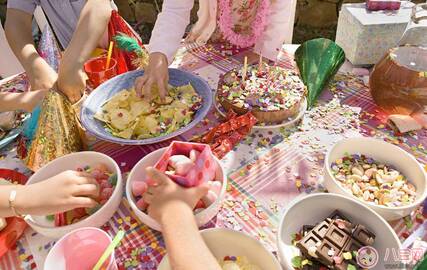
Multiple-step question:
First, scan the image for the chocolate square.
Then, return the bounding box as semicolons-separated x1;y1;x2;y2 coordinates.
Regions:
302;225;315;236
325;224;350;248
296;232;322;258
352;224;375;246
333;219;353;235
343;238;363;253
312;221;331;238
316;239;339;266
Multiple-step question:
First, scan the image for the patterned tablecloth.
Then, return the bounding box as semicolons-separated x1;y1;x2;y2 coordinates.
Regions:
0;44;426;270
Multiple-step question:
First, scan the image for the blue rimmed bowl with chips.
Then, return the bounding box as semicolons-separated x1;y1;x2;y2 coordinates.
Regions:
81;68;212;145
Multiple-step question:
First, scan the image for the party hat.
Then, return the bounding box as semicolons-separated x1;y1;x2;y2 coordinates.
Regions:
294;38;345;108
25;91;83;171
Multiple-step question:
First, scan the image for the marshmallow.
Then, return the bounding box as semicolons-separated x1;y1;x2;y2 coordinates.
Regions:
168;155;195;175
208;180;222;194
132;181;148;197
189;149;201;163
136;198;148;211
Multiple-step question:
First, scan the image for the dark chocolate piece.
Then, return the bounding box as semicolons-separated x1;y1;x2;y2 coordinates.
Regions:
316;239;340;266
312;221;331;239
296;210;376;270
352;224;375;246
328;210;350;221
296;231;322;258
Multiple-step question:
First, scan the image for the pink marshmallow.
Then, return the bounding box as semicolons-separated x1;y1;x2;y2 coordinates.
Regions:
189;149;201;163
201;190;218;207
168;155;195;176
132;181;148;197
208;180;222;195
136;198;148;211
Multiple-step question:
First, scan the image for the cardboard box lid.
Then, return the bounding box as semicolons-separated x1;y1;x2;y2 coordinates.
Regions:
342;2;414;25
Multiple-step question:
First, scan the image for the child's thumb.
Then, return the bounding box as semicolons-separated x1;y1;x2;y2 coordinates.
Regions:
194;183;209;199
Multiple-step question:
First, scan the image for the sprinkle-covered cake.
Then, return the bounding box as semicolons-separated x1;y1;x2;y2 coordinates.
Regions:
217;64;306;123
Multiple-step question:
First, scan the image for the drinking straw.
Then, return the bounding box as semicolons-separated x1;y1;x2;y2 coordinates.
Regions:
258;53;263;72
242;56;248;82
92;230;125;270
105;41;114;69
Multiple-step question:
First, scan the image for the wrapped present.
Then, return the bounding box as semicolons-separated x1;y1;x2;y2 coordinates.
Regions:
198;111;258;159
336;2;413;65
153;141;217;188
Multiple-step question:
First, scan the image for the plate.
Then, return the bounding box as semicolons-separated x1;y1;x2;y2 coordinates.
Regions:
0;113;30;150
0;169;28;258
213;90;307;130
81;69;212;145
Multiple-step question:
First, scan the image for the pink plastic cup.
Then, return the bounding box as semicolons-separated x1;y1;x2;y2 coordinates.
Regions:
44;227;117;270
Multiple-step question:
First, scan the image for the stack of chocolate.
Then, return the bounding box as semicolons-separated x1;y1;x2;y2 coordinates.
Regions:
295;210;376;270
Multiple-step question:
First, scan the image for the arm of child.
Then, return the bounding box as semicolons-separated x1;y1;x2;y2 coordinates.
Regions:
253;0;297;61
58;0;112;103
4;7;58;90
135;0;194;101
143;167;221;270
0;170;99;218
0;90;47;112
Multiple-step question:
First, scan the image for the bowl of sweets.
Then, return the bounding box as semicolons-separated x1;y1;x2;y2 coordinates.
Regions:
277;193;401;270
126;141;227;231
25;152;122;239
323;137;427;220
158;228;281;270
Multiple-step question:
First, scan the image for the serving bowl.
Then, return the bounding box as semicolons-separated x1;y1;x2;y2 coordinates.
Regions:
126;147;227;231
323;137;427;220
277;193;401;270
81;68;212;145
25;151;122;239
158;228;282;270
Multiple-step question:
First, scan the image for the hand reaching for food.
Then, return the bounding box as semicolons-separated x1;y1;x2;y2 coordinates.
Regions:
142;167;209;223
135;52;169;101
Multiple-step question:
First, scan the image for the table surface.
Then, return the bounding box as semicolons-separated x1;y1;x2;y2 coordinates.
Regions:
0;43;426;270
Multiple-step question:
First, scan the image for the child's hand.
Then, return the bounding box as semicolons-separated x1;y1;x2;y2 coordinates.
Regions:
134;52;169;101
16;170;99;216
143;167;209;223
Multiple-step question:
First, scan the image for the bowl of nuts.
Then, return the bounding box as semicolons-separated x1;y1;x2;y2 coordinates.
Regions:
323;137;427;221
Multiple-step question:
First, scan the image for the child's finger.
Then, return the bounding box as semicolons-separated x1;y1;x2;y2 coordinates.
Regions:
74;183;100;198
75;174;98;186
72;197;98;209
146;167;170;185
192;183;209;199
142;192;154;204
135;76;147;97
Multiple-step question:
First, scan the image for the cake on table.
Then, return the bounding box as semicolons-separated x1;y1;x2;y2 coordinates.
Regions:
217;63;306;124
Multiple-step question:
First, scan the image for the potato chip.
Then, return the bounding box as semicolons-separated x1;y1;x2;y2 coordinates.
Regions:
109;109;134;130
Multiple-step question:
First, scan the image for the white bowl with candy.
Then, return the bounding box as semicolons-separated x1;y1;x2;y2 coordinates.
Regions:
158;228;282;270
126;142;227;231
324;137;427;221
25;152;122;239
277;193;401;270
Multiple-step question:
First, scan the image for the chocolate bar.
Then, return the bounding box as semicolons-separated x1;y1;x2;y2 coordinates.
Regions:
296;210;376;270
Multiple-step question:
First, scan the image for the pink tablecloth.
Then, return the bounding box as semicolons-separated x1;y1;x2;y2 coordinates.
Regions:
0;44;425;270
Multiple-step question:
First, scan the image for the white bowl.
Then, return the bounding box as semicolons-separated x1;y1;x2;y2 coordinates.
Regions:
277;193;401;270
323;137;427;220
158;228;282;270
126;147;227;231
25;151;122;239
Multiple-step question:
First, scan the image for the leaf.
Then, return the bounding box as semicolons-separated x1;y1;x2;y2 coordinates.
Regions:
108;173;118;186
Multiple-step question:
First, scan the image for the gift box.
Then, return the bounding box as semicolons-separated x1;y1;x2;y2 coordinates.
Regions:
154;141;217;188
335;2;413;65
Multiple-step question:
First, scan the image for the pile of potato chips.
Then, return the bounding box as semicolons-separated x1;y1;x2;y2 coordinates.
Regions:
94;84;202;139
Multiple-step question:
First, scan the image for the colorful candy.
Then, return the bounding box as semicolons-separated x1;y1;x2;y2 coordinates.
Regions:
47;164;117;227
331;154;417;207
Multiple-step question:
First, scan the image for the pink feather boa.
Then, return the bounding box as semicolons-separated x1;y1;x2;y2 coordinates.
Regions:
218;0;270;48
